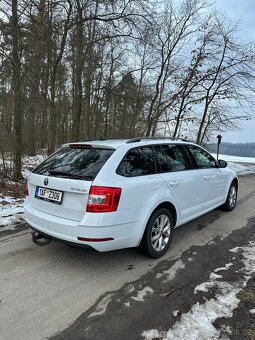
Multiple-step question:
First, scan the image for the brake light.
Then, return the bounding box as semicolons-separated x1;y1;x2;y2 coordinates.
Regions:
86;186;121;213
25;181;29;196
69;144;92;149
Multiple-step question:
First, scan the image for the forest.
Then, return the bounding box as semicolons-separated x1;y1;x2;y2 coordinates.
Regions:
0;0;254;179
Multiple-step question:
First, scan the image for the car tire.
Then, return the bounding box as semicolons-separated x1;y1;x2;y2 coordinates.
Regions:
139;208;174;258
222;182;237;211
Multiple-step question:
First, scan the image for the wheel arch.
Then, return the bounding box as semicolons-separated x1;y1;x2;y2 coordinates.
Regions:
232;177;238;190
150;201;177;227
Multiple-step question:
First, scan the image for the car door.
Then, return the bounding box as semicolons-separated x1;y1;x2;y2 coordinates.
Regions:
186;145;227;210
154;144;204;224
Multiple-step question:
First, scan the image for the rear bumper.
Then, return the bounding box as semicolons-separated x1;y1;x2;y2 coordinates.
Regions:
24;202;147;252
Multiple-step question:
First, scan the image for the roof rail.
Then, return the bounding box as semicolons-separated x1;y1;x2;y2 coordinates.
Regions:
126;137;191;144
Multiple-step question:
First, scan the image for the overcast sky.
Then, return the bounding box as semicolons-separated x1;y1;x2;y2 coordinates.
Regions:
214;0;255;144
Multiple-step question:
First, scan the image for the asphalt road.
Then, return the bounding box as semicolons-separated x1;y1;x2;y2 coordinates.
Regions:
1;176;255;340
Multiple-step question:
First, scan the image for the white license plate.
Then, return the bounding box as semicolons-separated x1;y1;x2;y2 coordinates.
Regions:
35;186;63;204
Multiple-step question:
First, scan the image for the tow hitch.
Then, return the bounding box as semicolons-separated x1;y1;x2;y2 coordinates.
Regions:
31;230;52;246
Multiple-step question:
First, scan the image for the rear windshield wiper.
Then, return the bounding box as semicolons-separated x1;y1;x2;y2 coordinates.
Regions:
48;170;94;181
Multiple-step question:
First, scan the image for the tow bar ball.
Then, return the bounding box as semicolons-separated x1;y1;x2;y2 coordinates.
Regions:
31;230;52;246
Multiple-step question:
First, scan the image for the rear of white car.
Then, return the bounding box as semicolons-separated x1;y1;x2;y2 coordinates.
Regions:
24;142;154;251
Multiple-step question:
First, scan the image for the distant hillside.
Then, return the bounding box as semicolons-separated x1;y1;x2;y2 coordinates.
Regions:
206;143;255;157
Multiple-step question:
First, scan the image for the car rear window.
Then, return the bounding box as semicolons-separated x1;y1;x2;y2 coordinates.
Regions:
33;147;114;180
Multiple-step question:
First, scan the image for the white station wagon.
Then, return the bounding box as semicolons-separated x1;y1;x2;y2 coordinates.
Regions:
24;138;238;258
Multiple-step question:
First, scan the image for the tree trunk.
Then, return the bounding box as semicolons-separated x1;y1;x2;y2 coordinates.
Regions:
12;0;22;179
27;0;45;156
72;0;83;141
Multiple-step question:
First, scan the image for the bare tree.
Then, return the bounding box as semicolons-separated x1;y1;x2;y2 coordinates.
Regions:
145;0;208;136
11;0;23;179
196;17;255;144
26;0;46;156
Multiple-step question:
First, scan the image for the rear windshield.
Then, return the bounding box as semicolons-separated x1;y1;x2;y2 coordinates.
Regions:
33;147;114;180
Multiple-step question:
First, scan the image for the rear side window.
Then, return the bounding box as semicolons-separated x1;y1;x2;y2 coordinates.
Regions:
155;145;191;172
117;146;156;177
33;147;114;180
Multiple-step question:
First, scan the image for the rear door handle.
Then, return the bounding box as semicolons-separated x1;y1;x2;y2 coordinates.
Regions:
168;181;180;186
203;175;210;180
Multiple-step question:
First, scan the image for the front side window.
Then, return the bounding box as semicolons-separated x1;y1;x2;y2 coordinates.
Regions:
154;144;190;172
33;147;114;180
187;145;217;169
117;146;156;177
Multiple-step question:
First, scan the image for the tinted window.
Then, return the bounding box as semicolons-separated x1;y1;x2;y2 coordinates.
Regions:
155;145;190;172
33;147;114;180
187;145;217;169
117;147;156;177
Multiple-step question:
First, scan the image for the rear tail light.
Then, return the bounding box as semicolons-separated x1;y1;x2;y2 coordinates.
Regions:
25;181;29;196
86;186;121;213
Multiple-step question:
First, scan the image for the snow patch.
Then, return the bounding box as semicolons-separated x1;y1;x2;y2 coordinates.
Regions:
88;293;114;318
214;263;233;273
124;284;135;294
219;325;232;335
142;241;255;340
249;309;255;315
165;292;239;340
163;260;185;282
0;153;47;230
0;213;24;230
209;273;223;280
144;285;240;339
131;287;153;302
194;281;215;294
156;273;163;279
173;310;179;317
142;329;161;340
229;247;240;253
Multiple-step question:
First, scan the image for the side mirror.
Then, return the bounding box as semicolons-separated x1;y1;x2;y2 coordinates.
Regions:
218;159;228;168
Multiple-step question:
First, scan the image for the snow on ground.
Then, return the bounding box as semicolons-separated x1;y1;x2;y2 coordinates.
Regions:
211;153;255;175
0;154;46;229
227;162;255;176
142;242;255;340
212;154;255;164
